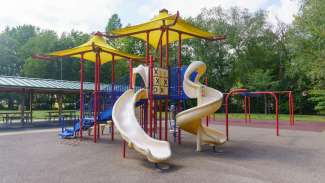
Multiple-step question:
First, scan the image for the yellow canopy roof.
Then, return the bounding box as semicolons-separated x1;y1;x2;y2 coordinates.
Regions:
49;34;143;64
112;9;224;48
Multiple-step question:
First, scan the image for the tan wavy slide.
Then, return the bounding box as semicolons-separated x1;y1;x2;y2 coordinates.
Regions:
112;65;171;163
176;61;226;151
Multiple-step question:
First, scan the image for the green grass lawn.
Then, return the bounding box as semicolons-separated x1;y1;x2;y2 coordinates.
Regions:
155;112;325;122
213;113;325;122
1;109;324;122
0;110;79;119
32;110;80;119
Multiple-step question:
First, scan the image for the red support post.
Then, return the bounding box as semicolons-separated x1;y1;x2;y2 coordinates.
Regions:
154;100;157;137
288;92;291;126
146;32;150;65
248;96;251;123
111;55;115;141
97;55;101;140
244;96;247;124
144;105;146;130
142;105;144;129
159;38;162;140
145;100;148;133
149;55;153;137
290;92;293;126
274;93;279;136
290;92;295;126
292;93;295;126
159;100;162;140
129;59;133;89
145;31;150;136
93;52;99;143
205;77;209;126
225;94;229;140
164;28;169;141
122;140;126;158
177;33;182;145
142;105;144;127
143;105;145;129
159;40;163;67
140;105;143;128
290;91;295;126
79;54;84;140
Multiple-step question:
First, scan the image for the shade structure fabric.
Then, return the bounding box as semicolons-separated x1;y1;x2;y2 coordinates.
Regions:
49;34;143;64
112;10;221;48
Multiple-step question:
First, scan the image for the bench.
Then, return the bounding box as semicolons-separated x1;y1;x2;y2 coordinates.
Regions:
0;112;31;125
47;111;77;121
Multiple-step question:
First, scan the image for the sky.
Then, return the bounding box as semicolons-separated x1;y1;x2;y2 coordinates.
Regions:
0;0;299;34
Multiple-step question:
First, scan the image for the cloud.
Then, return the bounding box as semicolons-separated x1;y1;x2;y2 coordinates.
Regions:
0;0;299;34
0;0;118;34
267;0;300;24
130;0;269;21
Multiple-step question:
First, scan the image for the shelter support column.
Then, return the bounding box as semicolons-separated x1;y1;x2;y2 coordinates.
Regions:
29;91;33;123
58;94;63;119
20;92;25;125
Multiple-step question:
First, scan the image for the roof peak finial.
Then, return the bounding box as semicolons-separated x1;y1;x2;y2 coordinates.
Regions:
159;9;168;14
94;31;103;36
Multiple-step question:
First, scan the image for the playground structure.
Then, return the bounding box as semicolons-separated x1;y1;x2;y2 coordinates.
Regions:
108;9;225;149
34;9;295;164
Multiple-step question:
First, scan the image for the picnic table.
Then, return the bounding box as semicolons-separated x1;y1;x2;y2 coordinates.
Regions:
0;111;31;125
47;111;77;121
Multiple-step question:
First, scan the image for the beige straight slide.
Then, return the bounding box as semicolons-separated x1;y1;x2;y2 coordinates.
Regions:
112;65;171;163
176;61;226;151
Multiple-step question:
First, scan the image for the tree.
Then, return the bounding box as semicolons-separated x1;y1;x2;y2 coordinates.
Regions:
0;34;21;75
184;7;283;92
288;0;325;87
22;30;59;79
105;14;122;48
0;25;39;76
105;14;122;33
309;90;325;113
287;0;325;113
